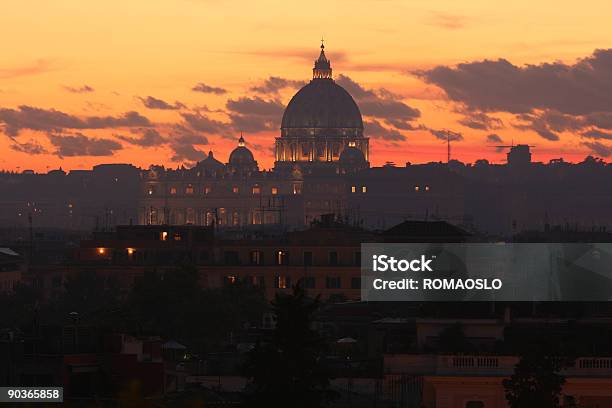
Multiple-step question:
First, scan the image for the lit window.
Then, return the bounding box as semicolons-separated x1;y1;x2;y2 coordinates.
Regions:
425;185;430;191
232;186;239;194
250;250;263;265
276;250;288;265
160;231;168;241
185;185;194;194
414;186;420;192
351;186;356;193
276;275;290;289
204;186;211;194
293;184;302;195
252;185;261;195
97;248;106;255
173;233;181;241
271;187;278;195
148;188;154;195
127;248;135;255
361;186;367;193
225;275;237;285
170;187;177;195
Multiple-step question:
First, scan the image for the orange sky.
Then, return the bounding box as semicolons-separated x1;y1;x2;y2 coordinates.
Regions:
1;0;611;172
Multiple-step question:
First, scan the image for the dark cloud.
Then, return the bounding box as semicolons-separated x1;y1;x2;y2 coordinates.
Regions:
116;128;166;147
0;105;151;136
582;141;612;157
364;120;406;141
581;129;612;140
63;85;94;93
226;96;284;133
457;109;503;130
9;139;48;155
192;82;227;95
336;74;420;126
418;49;612;116
181;112;229;134
250;76;306;94
48;133;122;157
139;96;185;110
428;128;464;141
168;127;209;163
486;134;503;143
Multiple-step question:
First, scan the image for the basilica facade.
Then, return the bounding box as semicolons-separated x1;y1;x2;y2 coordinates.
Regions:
138;44;378;229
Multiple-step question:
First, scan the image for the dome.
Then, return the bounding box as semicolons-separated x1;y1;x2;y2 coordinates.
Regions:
195;151;225;171
229;136;256;165
281;80;363;131
281;43;363;134
339;146;366;163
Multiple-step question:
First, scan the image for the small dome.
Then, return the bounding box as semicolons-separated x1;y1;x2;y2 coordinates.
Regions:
229;146;255;165
339;146;366;163
195;151;225;170
228;135;258;171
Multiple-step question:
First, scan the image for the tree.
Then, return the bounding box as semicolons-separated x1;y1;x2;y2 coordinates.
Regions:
244;284;338;408
503;350;567;408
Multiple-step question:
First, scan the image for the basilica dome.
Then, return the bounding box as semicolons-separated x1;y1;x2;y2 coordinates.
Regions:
229;136;256;165
280;44;363;136
281;80;363;131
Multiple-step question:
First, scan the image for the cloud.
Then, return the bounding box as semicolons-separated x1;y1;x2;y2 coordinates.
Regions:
139;96;185;110
581;129;612;140
582;141;612;157
428;128;464;141
168;127;210;163
0;59;55;79
417;49;612;115
48;133;122;157
250;76;306;94
181;112;229;134
457;109;503;130
9;139;48;155
116;128;166;147
192;82;227;94
335;74;421;127
63;85;94;93
226;96;284;132
427;12;470;30
0;105;151;136
364;119;406;141
486;134;503;143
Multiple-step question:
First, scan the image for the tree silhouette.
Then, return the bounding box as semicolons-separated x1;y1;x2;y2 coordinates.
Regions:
503;350;567;408
244;284;337;408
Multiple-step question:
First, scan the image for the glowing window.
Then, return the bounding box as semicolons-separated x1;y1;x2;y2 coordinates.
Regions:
293;184;302;195
351;186;356;193
185;185;194;194
173;233;181;241
276;275;290;289
425;185;430;191
170;187;177;195
204;186;211;194
97;248;106;255
232;186;239;194
276;250;288;265
127;248;135;255
414;186;420;192
271;187;278;195
361;186;367;193
252;185;261;194
160;231;168;241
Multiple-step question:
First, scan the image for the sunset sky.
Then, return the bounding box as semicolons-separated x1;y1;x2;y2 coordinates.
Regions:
2;0;612;172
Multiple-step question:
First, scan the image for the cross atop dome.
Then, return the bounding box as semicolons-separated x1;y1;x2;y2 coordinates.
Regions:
313;40;332;79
